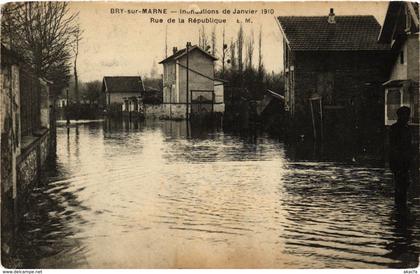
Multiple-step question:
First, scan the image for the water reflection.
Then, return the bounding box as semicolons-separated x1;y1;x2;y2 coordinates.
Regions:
384;210;419;268
12;119;420;268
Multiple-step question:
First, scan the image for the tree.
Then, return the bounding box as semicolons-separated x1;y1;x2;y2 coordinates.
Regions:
245;29;254;69
258;26;263;74
237;25;244;72
221;26;229;76
198;25;209;51
211;26;216;56
84;81;102;105
72;27;82;118
1;2;81;94
230;39;236;70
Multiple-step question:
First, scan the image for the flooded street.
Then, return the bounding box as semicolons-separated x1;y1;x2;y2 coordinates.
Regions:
14;120;419;268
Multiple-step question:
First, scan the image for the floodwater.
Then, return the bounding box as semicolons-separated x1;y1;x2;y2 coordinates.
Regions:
13;119;420;268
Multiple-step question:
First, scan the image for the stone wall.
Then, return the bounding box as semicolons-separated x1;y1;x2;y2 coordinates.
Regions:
16;131;50;196
1;46;54;257
144;103;224;120
144;104;187;120
143;104;165;119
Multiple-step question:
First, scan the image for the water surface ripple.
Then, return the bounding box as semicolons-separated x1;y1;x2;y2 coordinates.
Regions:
15;120;420;268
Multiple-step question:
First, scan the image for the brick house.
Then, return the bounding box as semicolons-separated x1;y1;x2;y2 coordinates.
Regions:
159;45;224;119
277;9;390;141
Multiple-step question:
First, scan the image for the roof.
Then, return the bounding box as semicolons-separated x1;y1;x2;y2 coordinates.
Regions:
277;16;390;51
102;76;144;93
266;89;284;101
382;79;412;88
266;89;285;101
159;45;217;64
378;2;419;43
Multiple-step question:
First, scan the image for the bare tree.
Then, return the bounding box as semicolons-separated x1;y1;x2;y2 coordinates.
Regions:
198;25;210;51
165;25;168;58
237;24;244;72
258;26;263;74
211;26;216;56
1;2;81;92
1;3;25;49
84;80;102;105
230;39;236;70
221;26;229;75
245;29;254;69
72;27;82;119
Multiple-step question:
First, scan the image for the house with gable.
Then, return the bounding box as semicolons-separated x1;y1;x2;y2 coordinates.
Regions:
159;45;225;119
277;9;391;143
378;1;419;127
102;76;144;106
102;76;145;114
378;1;419;177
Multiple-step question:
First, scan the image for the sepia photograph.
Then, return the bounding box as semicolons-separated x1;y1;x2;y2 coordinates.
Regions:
0;0;419;270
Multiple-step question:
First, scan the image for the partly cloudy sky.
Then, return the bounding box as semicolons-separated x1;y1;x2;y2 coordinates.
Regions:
70;1;388;82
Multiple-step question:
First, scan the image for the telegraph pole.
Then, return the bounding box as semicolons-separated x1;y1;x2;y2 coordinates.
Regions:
66;88;70;125
186;42;191;120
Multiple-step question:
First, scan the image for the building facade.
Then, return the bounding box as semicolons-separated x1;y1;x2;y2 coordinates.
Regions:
102;76;144;109
159;45;224;119
277;10;390;142
379;2;419;126
1;45;53;256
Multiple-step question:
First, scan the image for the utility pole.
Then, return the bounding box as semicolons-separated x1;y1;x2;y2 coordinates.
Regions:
186;42;191;120
165;25;168;58
66;88;70;125
222;26;225;75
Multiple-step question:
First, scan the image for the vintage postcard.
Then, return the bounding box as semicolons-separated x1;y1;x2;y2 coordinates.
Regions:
1;0;419;270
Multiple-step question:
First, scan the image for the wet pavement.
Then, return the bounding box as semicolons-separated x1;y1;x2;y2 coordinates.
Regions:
12;119;420;268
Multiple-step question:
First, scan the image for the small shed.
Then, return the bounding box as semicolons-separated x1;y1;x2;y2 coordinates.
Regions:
102;76;144;107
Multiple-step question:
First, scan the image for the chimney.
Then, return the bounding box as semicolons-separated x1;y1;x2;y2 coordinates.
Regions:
172;47;178;54
328;8;336;24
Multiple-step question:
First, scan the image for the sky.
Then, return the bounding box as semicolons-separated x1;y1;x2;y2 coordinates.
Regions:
70;1;389;82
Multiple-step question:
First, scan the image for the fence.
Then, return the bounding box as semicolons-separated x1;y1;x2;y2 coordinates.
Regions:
190;90;214;114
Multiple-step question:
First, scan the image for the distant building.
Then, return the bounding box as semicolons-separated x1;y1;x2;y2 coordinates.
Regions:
56;97;68;108
102;76;144;107
277;9;390;140
159;45;224;119
378;2;419;126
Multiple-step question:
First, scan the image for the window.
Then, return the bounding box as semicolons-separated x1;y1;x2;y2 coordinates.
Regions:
400;51;404;64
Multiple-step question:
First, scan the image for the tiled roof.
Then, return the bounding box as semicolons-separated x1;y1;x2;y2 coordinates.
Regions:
277;16;390;51
159;45;217;64
103;76;144;93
